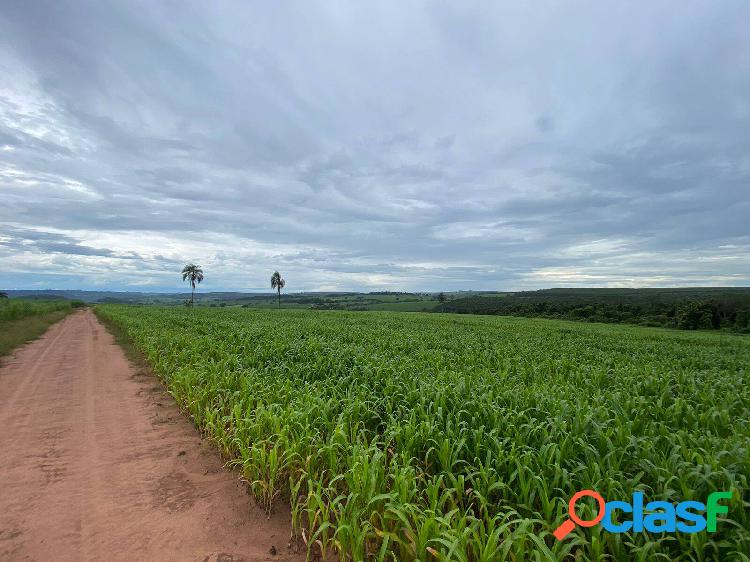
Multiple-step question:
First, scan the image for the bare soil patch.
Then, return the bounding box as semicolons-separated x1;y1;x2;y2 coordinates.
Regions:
0;310;303;561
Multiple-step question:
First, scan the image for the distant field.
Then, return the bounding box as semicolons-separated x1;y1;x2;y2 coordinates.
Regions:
214;293;443;312
10;288;750;334
0;299;76;355
13;288;750;333
96;305;750;560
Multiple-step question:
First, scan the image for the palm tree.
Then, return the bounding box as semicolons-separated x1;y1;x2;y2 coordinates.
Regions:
181;263;204;305
271;271;285;308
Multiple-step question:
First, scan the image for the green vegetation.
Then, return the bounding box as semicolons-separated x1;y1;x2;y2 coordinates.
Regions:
181;263;204;305
9;288;750;331
96;305;750;560
0;298;75;322
0;299;76;356
303;293;441;312
202;292;442;312
440;288;750;332
271;271;286;308
2;289;442;310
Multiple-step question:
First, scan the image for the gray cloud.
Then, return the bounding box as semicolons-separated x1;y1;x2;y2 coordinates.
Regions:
1;1;749;292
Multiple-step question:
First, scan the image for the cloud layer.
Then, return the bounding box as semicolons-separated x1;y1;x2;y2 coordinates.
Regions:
2;1;749;291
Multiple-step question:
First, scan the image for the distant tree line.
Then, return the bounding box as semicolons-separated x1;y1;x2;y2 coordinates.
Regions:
437;288;750;332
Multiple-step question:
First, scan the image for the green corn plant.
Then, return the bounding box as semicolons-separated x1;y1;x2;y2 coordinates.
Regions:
94;304;750;561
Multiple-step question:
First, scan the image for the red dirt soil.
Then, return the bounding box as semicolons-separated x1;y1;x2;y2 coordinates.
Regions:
0;310;304;562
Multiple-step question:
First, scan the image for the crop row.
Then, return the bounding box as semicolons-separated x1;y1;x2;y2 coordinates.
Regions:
96;306;750;561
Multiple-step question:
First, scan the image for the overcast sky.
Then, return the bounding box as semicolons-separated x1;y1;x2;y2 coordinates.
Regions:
1;1;749;292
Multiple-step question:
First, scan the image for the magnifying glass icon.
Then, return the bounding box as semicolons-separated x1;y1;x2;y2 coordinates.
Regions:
553;489;606;540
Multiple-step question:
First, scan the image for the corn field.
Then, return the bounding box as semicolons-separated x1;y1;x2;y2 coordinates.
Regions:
96;305;750;561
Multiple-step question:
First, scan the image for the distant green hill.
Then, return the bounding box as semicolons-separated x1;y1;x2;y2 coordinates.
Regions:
7;288;750;331
438;287;750;332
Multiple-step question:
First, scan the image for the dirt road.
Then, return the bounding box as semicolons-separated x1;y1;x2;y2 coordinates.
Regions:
0;310;303;562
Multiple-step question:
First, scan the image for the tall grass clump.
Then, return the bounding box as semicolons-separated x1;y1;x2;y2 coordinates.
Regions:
96;305;750;561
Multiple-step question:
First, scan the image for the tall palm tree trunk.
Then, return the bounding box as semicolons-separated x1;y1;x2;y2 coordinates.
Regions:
277;287;281;308
191;281;195;305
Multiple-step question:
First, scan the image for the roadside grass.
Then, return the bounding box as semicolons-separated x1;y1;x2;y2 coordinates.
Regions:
0;298;76;321
0;309;73;357
93;307;150;370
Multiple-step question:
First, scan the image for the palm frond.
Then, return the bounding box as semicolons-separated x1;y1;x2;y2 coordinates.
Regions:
181;264;204;284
